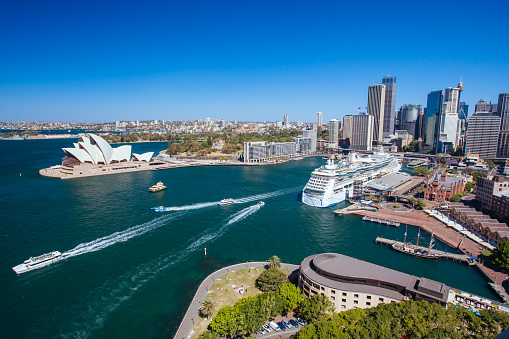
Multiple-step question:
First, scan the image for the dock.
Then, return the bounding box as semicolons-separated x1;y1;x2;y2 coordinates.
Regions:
375;236;473;264
362;216;400;227
334;202;378;216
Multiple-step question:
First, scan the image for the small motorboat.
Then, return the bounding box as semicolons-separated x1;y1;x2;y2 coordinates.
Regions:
149;181;167;192
219;198;235;206
258;201;265;207
151;206;166;212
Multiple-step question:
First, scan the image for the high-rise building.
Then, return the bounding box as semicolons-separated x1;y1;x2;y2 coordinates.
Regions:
458;102;469;120
350;114;373;151
317;112;323;127
343;115;353;143
382;76;397;137
443;85;461;114
367;84;386;143
424;90;443;153
283;114;289;127
329;119;340;148
464;112;500;159
475;99;497;113
303;129;317;153
498;93;509;131
400;104;421;140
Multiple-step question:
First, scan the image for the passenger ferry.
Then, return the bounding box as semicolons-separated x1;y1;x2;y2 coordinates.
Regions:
219;198;235;206
302;148;401;208
149;181;167;192
12;251;63;274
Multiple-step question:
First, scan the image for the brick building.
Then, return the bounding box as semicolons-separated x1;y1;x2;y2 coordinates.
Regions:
424;170;465;202
475;175;509;211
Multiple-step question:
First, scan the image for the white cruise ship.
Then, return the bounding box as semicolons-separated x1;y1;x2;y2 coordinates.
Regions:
12;251;63;274
302;148;401;208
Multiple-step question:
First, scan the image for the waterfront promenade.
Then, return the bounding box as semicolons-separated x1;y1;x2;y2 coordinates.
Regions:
173;262;299;339
350;205;509;302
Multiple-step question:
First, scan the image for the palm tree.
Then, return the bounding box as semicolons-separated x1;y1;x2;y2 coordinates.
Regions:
268;255;281;270
200;299;214;318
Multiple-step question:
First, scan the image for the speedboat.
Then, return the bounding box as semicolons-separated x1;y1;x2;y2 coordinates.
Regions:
219;199;235;206
149;181;167;192
151;206;167;212
258;201;265;207
12;251;63;274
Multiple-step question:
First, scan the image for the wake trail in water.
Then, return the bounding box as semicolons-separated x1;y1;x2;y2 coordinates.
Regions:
162;201;218;211
62;212;186;259
65;204;262;338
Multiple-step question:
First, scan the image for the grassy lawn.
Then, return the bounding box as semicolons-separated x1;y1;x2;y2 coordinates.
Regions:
190;267;291;338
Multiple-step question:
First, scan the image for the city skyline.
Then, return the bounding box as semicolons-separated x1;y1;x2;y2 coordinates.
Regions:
1;1;508;123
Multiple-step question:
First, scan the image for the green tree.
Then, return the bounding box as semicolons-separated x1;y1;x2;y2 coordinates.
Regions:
450;194;461;202
268;255;281;269
209;305;237;336
255;269;288;292
257;291;284;318
234;296;265;336
299;294;334;323
197;330;220;339
416;199;426;210
466;181;475;192
200;299;215;318
413;166;431;176
277;283;305;314
490;239;509;270
221;143;237;154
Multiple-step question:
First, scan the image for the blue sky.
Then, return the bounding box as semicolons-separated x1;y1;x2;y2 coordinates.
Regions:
1;0;508;123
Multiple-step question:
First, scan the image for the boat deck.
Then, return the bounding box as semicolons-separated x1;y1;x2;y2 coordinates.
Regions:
375;236;473;263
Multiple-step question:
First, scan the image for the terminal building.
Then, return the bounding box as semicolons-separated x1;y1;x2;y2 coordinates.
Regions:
299;253;452;313
243;141;297;163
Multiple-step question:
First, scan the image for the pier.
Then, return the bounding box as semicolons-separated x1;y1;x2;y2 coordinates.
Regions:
362;216;400;227
375;236;473;263
334;202;378;216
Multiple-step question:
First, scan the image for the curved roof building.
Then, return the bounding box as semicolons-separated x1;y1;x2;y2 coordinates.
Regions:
299;253;453;313
62;134;152;164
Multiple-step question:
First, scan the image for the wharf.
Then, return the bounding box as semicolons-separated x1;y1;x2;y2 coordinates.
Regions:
362;216;400;227
334;202;378;216
375;237;472;263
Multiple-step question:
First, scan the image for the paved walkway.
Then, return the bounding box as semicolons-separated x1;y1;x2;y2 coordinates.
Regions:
173;262;300;339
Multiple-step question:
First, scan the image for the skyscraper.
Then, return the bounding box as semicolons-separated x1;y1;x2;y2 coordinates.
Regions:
343;115;353;142
382;76;396;137
367;84;386;143
458;102;469;120
283;114;289;127
498;93;509;130
424;90;443;154
317;112;322;127
303;129;317;153
329;119;340;148
350;114;373;151
400;104;421;140
465;112;500;158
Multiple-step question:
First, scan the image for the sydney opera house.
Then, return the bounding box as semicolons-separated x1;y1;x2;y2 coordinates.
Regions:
40;133;170;179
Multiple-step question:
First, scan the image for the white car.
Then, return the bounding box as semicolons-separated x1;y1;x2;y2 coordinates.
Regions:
257;328;266;335
262;324;272;333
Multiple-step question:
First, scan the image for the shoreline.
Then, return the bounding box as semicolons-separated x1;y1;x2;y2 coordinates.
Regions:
173;262;299;339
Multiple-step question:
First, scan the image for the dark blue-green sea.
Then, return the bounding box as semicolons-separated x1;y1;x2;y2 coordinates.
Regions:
0;139;498;338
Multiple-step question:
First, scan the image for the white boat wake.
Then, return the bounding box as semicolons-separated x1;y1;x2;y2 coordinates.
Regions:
62;212;186;259
63;204;262;338
158;187;300;211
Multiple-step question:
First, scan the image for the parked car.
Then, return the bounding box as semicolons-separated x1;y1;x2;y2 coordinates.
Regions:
282;320;292;328
257;328;266;335
277;322;286;331
296;318;307;326
262;324;272;333
269;321;280;331
289;319;299;328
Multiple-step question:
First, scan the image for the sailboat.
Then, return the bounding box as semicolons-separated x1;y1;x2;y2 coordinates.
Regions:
391;225;439;260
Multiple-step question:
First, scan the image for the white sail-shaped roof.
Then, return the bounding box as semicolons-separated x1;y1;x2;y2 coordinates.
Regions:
89;134;113;164
133;152;153;162
111;145;132;162
63;134;133;164
63;148;93;163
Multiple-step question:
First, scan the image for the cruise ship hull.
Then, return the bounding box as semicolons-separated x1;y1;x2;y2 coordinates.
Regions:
301;153;401;208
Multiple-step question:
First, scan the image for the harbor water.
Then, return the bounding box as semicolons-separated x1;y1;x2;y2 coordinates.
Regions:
0;139;498;338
